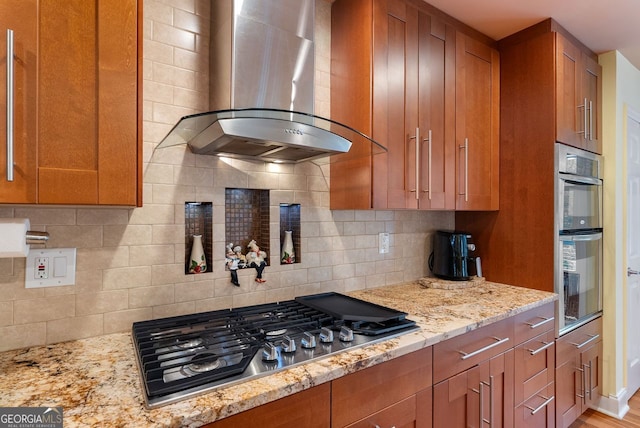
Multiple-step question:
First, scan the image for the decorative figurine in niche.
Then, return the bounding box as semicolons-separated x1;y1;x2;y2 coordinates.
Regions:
246;239;267;283
189;234;207;274
233;245;246;269
225;243;240;286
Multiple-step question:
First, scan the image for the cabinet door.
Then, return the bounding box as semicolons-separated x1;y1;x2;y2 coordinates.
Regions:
37;0;139;205
433;350;514;428
556;34;583;149
0;0;37;203
373;0;410;209
581;339;602;409
581;53;602;154
455;32;499;211
203;383;330;428
555;354;582;428
414;13;455;210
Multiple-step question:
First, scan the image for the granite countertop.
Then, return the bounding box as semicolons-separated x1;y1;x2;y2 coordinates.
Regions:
0;281;556;427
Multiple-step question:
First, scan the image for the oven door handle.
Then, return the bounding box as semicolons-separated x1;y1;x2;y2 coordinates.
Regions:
560;232;602;242
558;172;602;186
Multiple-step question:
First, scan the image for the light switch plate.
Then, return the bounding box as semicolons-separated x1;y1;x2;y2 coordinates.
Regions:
379;232;390;254
26;248;76;288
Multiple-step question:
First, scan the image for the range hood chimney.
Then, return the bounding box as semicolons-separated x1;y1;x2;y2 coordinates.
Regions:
155;0;384;163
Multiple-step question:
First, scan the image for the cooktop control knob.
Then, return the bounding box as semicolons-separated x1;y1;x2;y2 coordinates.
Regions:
262;342;278;361
339;326;354;342
281;335;296;353
301;332;317;349
320;327;334;343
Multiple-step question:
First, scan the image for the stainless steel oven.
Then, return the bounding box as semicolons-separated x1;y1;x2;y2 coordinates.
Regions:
555;143;603;334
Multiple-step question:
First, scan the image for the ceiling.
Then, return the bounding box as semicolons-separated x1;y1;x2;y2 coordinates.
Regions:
422;0;640;69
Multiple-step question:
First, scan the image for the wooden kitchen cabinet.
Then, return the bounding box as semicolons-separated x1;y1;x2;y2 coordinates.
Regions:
0;0;141;206
454;32;500;211
330;0;496;211
433;350;514;427
332;346;432;427
555;317;602;428
203;383;331;428
513;303;555;427
556;33;602;154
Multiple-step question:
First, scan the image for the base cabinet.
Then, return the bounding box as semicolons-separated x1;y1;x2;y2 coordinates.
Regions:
332;346;433;428
555;317;602;428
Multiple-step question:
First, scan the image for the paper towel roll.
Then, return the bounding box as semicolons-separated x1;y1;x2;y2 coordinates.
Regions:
0;218;31;257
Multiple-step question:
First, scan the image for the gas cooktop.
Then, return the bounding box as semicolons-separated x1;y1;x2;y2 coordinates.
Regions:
132;292;418;408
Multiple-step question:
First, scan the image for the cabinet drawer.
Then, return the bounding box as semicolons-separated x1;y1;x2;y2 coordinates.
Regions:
556;317;602;366
514;383;555;428
332;347;432;427
433;317;514;384
345;395;416;428
514;330;555;405
514;303;555;345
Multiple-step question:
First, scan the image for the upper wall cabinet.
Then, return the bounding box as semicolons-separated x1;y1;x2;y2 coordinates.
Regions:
0;0;141;206
330;0;498;211
500;19;602;155
454;32;500;211
556;33;602;154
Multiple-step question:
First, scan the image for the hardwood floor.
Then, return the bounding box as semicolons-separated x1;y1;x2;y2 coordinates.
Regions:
570;391;640;427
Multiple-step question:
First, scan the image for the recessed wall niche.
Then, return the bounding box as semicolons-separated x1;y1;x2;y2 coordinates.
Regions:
280;203;300;264
224;188;270;267
184;202;213;274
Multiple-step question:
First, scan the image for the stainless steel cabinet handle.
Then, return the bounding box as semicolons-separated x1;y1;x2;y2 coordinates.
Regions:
587;361;593;400
423;129;432;200
410;128;419;199
479;380;485;428
6;29;14;182
525;316;554;329
628;268;640;276
459;138;468;202
525;395;554;415
583;97;588;140
576;366;585;403
589;100;593;141
561;232;603;242
527;341;554;356
570;333;600;349
458;336;509;360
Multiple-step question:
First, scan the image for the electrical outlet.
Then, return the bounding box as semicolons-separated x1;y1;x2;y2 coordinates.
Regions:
35;257;49;279
379;232;390;254
26;248;76;288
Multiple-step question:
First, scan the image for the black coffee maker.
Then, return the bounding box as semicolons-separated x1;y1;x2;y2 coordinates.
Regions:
428;230;479;281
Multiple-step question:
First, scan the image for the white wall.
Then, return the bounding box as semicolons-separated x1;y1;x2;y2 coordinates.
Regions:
599;50;640;417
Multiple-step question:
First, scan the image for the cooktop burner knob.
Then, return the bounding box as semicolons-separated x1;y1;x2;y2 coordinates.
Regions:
281;335;296;353
301;332;317;349
339;326;354;342
262;342;279;361
320;327;334;343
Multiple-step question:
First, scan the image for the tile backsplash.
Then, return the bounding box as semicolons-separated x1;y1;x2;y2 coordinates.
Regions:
0;0;454;352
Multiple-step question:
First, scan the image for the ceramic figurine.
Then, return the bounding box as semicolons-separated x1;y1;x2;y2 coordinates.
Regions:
246;240;267;283
225;243;240;286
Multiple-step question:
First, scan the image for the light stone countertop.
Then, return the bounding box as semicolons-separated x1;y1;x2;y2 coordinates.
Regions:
0;281;556;427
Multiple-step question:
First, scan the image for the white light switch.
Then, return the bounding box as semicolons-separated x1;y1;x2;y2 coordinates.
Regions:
379;232;390;254
26;248;76;288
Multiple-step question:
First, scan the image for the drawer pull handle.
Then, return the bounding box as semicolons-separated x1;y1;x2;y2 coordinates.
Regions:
525;316;554;329
458;336;509;360
570;334;600;349
525;395;554;415
527;341;554;356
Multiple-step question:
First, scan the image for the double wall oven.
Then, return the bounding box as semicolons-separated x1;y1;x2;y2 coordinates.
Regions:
555;143;603;334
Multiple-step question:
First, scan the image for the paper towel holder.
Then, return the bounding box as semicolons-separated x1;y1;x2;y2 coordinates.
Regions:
26;231;49;245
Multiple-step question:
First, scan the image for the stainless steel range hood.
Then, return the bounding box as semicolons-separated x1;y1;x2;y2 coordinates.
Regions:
154;0;384;163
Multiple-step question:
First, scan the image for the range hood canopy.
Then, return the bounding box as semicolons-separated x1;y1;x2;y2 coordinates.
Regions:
156;108;385;163
154;0;385;163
